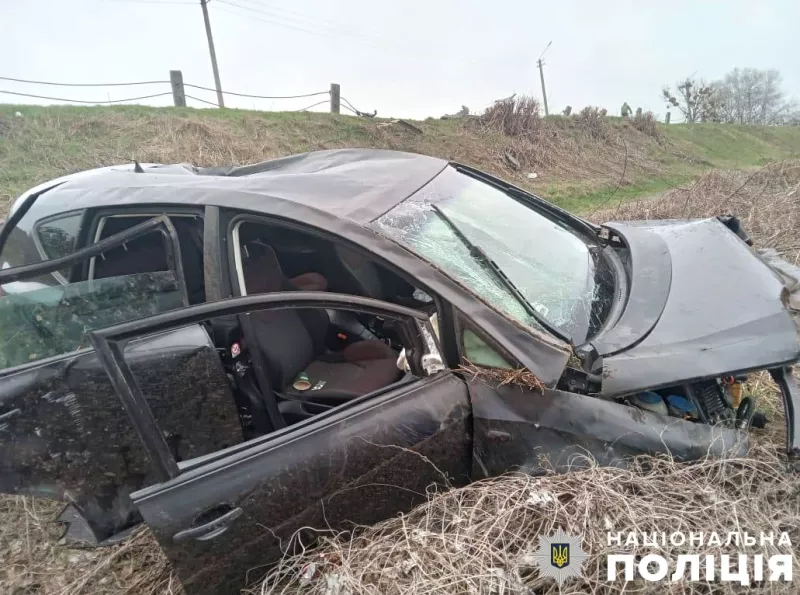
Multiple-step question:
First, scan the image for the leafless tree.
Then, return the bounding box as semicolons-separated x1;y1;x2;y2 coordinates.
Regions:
712;68;795;125
662;77;718;123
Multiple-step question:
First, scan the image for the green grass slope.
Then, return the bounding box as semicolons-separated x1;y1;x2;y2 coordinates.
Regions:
1;104;799;215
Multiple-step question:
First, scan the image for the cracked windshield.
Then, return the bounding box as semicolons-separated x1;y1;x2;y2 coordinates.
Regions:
376;166;610;343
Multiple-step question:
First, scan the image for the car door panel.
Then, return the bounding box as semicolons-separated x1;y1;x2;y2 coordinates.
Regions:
469;381;748;478
134;373;470;593
88;292;471;595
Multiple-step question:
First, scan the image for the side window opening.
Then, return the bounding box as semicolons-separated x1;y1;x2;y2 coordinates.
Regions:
92;214;205;304
231;220;439;370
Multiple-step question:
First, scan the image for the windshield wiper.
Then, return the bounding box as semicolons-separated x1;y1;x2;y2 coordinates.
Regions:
430;204;571;343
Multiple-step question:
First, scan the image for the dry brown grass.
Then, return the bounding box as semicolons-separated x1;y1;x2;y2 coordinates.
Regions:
575;106;609;140
0;496;178;594
631;110;663;140
459;360;545;393
479;96;545;139
257;445;797;595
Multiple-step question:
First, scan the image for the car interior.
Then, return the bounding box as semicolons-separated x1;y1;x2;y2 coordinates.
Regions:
225;221;439;432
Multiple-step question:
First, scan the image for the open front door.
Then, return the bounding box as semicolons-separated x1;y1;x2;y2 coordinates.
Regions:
0;216;242;543
89;293;471;594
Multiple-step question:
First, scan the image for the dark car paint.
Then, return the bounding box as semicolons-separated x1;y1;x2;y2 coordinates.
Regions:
133;373;471;594
597;219;800;396
469;381;747;479
3;166;573;386
0;325;241;537
587;222;672;357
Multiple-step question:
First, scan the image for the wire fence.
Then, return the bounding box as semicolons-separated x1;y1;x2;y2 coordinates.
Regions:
0;72;371;115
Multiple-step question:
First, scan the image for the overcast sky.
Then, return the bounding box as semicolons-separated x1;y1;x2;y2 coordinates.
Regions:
1;0;797;120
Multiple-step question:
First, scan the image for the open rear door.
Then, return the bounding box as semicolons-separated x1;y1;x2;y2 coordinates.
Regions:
88;293;472;594
0;216;242;543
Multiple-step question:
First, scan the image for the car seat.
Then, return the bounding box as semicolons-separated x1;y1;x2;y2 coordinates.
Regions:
241;242;402;403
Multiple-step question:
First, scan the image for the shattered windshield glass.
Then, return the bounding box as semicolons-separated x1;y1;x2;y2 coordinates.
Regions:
375;166;612;343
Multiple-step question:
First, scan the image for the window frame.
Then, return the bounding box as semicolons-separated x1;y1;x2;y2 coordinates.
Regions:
226;213;437;300
224;211;471;374
84;207;204;281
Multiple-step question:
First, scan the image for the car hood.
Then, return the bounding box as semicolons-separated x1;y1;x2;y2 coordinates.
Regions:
594;218;800;395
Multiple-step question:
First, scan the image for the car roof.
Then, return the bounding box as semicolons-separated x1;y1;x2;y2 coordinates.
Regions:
14;149;449;225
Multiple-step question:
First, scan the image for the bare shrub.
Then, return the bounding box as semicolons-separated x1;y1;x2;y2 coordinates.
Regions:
575;106;608;140
480;95;545;138
259;442;798;594
631;110;662;139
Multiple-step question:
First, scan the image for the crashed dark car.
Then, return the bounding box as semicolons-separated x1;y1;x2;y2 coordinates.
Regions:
0;149;798;594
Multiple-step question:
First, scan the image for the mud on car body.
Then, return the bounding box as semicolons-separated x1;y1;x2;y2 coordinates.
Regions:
0;149;798;594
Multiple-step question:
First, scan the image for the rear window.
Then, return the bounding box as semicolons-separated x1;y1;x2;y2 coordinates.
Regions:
34;213;83;279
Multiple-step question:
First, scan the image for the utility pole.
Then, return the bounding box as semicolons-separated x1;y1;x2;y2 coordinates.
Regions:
200;0;225;107
537;41;552;117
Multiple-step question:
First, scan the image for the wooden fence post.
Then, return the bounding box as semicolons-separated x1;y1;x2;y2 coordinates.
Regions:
665;111;671;124
170;70;186;107
330;83;340;114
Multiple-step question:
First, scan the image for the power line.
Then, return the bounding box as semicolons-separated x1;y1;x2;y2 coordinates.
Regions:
295;99;329;112
103;0;194;4
0;75;169;87
228;0;374;39
214;1;344;38
184;83;328;100
0;89;173;104
213;1;383;49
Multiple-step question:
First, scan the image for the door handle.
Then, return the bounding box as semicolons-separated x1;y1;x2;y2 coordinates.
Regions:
172;506;243;543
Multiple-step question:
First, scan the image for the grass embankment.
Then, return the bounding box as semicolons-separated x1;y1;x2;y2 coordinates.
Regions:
2;104;799;216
